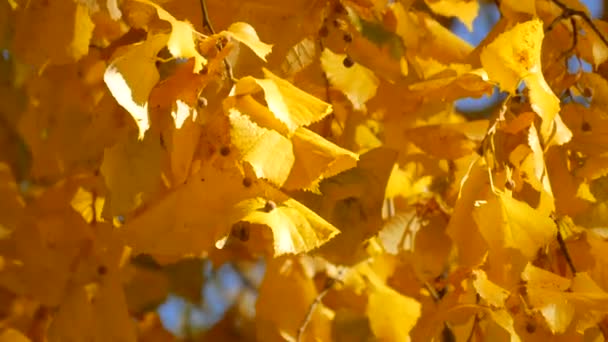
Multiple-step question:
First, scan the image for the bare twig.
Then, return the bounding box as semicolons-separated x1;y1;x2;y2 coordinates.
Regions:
199;0;215;34
552;215;577;275
465;314;480;342
198;0;236;83
547;0;608;49
296;277;335;341
562;17;578;57
556;229;577;275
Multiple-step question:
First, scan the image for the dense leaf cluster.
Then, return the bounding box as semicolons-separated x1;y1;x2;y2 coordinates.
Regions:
1;0;608;340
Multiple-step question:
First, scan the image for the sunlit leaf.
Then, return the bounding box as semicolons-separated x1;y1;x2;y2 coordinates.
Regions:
235;69;332;133
425;0;479;31
235;195;339;256
104;34;168;139
134;0;206;72
320;48;379;111
222;22;273;61
229;108;294;186
473;192;556;260
480;19;561;139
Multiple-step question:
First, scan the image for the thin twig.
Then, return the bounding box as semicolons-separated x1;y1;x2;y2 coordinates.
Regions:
559;17;579;58
199;0;215;34
551;214;577;275
465;314;480;342
556;229;577;275
296;277;335;341
548;0;608;49
199;0;236;83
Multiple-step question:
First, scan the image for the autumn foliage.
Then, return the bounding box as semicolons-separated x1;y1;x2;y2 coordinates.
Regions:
2;0;608;340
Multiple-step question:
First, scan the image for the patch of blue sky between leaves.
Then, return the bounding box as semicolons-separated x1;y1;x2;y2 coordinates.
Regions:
452;2;502;114
452;0;603;114
158;259;265;336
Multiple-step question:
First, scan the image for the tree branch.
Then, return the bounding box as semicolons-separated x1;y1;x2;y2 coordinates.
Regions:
296;277;335;341
199;0;236;83
548;0;608;50
552;215;577;275
199;0;216;34
556;229;577;275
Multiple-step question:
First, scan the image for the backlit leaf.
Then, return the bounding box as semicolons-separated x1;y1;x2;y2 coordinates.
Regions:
320;48;379;111
229;108;294;186
134;0;206;72
480;19;560;137
235;69;332;133
104;34;168;139
13;0;94;65
425;0;479;32
223;22;273;61
473;192;556;260
235;195;339;256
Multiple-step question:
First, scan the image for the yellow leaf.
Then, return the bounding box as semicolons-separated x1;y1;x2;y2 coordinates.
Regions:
283;128;359;190
49;274;136;342
165;101;201;186
229;108;294;186
222;22;273;61
123;164;247;257
307;148;397;264
256;257;333;341
231;94;291;136
481;20;560;134
235;69;332;133
104;34;168;139
413;215;452;278
411;55;472;80
570;272;608;307
385;163;432;199
0;164;24;236
481;20;543;92
364;267;421;341
526;75;563;140
320;48;379;111
425;0;479;32
0;329;30;342
500;0;535;16
123;265;169;313
489;309;521;342
472;269;510;307
527;125;553;196
235;195;339;256
13;0;93;65
405;120;489;160
473;192;556;260
406;68;492;102
522;263;575;334
70;187;105;224
446;159;489;267
392;5;473;62
171;100;197;130
134;0;206;72
100;133;162;216
281;37;316;76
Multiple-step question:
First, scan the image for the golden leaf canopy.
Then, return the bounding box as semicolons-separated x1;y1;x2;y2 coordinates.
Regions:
2;0;608;340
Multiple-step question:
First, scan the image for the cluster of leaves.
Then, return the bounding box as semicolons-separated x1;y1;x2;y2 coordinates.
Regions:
2;0;608;340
